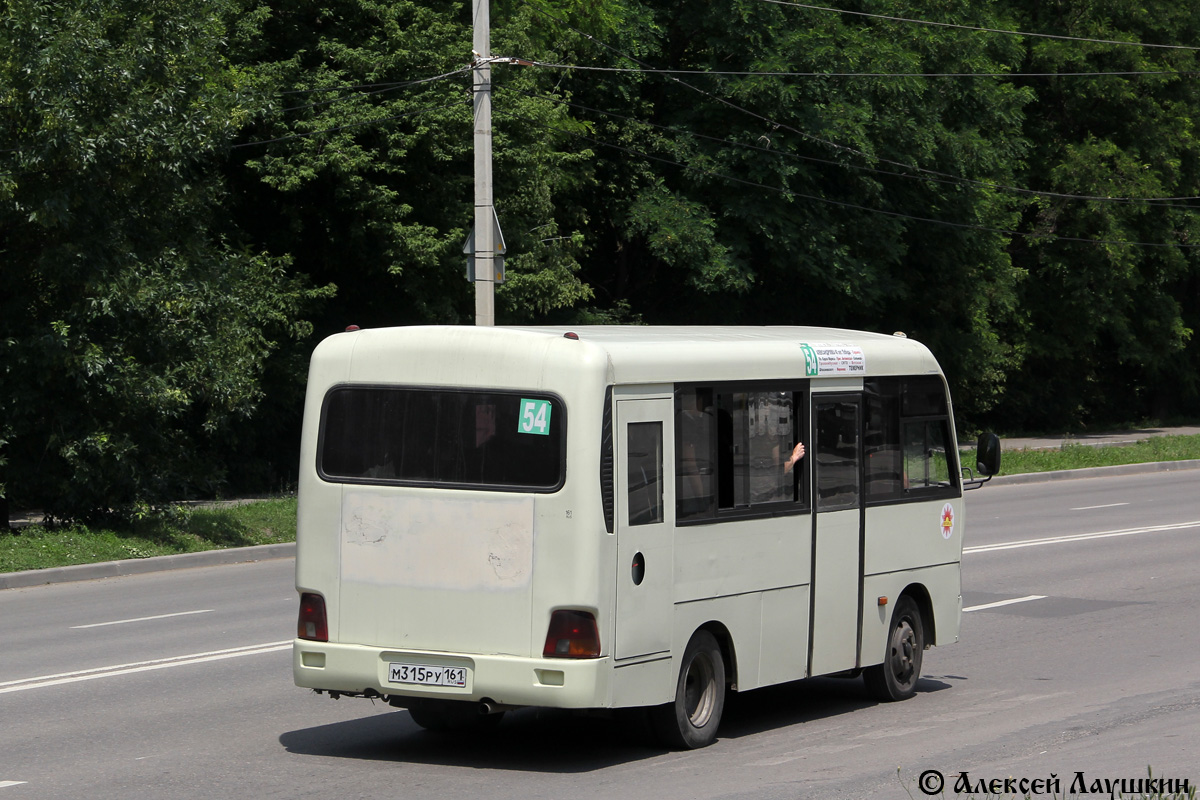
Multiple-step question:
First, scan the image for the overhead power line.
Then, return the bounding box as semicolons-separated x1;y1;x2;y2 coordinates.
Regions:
757;0;1200;51
496;106;1200;250
522;4;985;194
231;100;467;149
276;67;473;97
272;68;471;114
521;4;1200;206
525;61;1200;79
512;4;1200;244
496;84;1200;210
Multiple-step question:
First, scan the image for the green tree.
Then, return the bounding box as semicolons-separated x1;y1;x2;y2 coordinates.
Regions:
0;0;329;522
526;0;1032;419
1002;0;1200;429
225;0;596;332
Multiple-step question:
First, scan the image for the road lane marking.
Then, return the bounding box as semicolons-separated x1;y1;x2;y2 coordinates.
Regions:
0;782;28;789
0;641;291;695
964;520;1200;554
70;609;215;629
964;595;1046;612
1071;502;1130;511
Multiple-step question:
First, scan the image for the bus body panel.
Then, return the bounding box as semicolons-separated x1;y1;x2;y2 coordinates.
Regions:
673;515;812;604
758;584;811;686
864;500;964;579
672;592;764;690
295;334;353;642
862;497;965;649
294;643;613;708
810;505;863;676
336;489;535;655
860;562;962;666
611;657;674;708
557;326;940;387
294;325;968;718
297;327;613;675
611;584;811;702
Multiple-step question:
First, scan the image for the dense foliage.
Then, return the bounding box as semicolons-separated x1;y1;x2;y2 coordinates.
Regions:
3;0;1200;521
0;0;331;522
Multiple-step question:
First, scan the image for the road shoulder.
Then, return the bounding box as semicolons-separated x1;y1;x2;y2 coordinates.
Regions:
0;542;296;591
6;458;1200;590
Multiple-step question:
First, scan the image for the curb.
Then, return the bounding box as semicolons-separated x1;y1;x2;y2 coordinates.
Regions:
0;542;296;591
987;458;1200;486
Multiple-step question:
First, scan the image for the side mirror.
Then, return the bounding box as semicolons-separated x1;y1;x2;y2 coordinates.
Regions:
976;433;1001;477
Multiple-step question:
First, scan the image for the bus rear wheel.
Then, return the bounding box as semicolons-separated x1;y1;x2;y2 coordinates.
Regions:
651;630;726;749
864;595;924;702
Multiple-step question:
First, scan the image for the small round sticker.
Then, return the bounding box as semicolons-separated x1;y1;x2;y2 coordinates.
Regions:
941;503;955;539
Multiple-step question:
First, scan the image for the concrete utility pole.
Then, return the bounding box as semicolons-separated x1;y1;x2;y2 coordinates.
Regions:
472;0;495;326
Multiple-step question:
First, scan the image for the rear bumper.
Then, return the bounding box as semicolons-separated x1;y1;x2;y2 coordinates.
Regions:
293;640;612;709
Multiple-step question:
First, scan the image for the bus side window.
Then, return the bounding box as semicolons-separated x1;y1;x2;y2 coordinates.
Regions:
864;376;958;503
864;382;900;498
677;384;807;523
718;389;802;510
628;422;664;525
745;390;796;506
900;376;956;491
815;401;861;510
903;419;953;489
864;379;901;499
676;388;716;521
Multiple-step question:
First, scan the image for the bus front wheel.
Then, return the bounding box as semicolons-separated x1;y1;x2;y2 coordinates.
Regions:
864;595;924;702
651;630;726;749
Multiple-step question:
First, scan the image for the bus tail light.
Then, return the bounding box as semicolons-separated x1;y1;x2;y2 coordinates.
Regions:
543;610;601;658
298;592;328;642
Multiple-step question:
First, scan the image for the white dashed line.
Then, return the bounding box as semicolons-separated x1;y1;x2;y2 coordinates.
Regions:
0;641;291;694
964;595;1047;612
964;521;1200;554
71;609;215;629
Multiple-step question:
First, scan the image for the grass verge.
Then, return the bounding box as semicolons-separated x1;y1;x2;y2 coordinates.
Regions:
999;434;1200;475
5;434;1200;575
0;497;296;574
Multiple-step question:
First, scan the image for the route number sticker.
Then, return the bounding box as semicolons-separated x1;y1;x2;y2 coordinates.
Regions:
800;343;866;377
518;398;552;435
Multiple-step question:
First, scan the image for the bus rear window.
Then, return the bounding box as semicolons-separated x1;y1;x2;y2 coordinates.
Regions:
318;386;565;491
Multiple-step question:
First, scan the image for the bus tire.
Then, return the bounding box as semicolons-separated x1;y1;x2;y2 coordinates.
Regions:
405;699;504;732
864;595;924;702
651;630;726;749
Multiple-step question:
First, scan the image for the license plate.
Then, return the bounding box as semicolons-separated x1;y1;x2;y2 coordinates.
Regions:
388;663;467;688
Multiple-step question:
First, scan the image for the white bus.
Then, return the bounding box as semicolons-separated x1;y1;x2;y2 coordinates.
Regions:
293;325;999;748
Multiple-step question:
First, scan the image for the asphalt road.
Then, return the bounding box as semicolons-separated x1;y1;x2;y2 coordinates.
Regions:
2;470;1198;799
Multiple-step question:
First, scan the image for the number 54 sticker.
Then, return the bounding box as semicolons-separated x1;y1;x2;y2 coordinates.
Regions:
518;398;552;435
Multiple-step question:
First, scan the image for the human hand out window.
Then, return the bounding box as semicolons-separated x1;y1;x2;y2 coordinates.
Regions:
784;441;805;473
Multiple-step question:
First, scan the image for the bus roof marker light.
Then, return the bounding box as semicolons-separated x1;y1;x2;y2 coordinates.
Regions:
564;332;579;340
345;324;360;332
